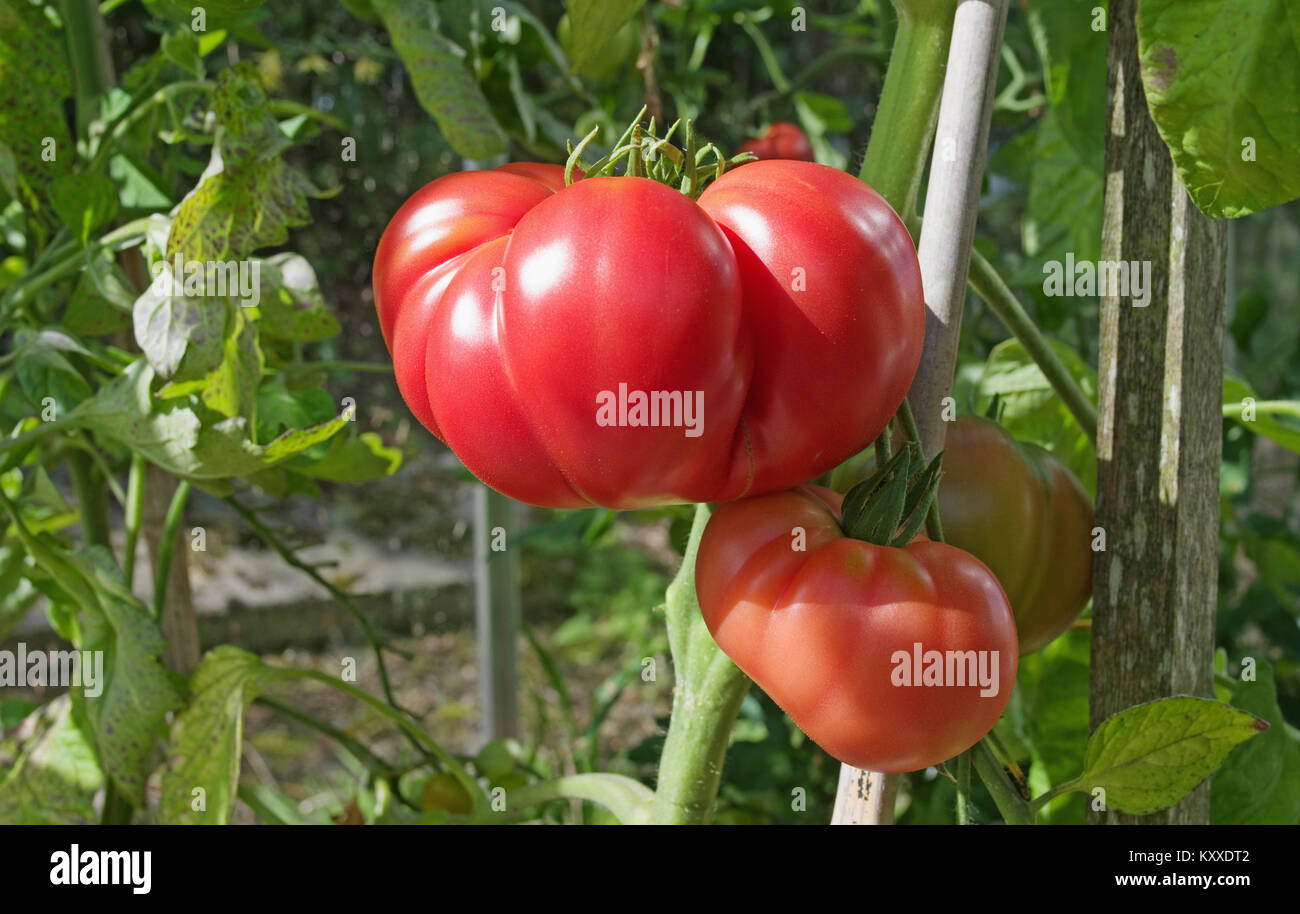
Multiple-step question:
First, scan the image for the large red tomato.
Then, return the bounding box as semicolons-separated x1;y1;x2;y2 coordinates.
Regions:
738;122;815;162
695;485;1018;772
372;160;922;508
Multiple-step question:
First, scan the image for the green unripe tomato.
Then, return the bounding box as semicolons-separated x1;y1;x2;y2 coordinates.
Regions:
420;771;473;815
474;738;519;781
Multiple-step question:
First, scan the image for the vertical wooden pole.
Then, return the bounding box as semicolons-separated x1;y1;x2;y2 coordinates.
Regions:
1089;0;1227;824
833;0;1008;824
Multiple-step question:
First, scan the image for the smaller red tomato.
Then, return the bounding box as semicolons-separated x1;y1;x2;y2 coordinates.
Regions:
696;485;1018;773
738;122;815;162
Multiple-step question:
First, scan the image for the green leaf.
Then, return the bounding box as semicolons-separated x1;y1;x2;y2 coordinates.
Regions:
1080;696;1267;816
1019;106;1103;270
12;328;93;417
999;629;1091;823
167;63;330;262
0;539;39;641
1137;0;1300;218
159;646;288;824
132;279;228;380
0;697;37;729
1223;372;1300;453
0;696;104;825
0;0;72;218
564;0;645;77
371;0;507;159
1025;0;1107;159
71;547;185;803
65;252;135;336
108;154;173;209
255;253;340;341
296;430;403;482
0;500;181;805
255;379;335;441
159;26;203;77
66;360;204;476
67;360;351;484
189;307;262;420
48;173;118;245
1211;661;1300;824
975;338;1098;495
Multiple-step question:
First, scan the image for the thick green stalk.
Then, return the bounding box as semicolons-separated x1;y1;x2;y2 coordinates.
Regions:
859;0;959;223
650;504;751;825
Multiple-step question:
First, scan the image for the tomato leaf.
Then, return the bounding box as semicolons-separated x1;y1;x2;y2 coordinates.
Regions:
159;646;289;824
293;431;403;482
0;696;104;825
975;337;1097;496
48;173;119;246
998;629;1091;823
1211;661;1300;824
0;539;40;642
371;0;507;160
132;281;228;380
167;63;333;262
0;500;182;805
65;253;135;336
1078;696;1267;816
255;253;340;342
0;0;73;220
1137;0;1300;218
65;360;351;488
564;0;645;77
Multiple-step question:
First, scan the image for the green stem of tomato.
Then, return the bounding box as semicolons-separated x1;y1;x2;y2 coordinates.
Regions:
955;749;972;824
651;503;751;825
973;738;1035;825
858;1;959;225
968;250;1099;443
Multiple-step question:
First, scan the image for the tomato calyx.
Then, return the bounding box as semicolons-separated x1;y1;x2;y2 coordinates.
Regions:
564;107;756;199
838;440;943;547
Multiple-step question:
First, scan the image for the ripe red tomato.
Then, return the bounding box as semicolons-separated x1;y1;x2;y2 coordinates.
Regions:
373;160;923;508
695;485;1018;772
937;416;1094;654
739;122;815;162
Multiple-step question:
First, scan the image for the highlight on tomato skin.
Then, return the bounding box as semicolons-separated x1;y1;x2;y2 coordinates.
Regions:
371;159;924;510
695;485;1019;773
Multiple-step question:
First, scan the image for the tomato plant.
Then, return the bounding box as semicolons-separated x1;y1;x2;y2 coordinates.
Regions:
739;122;815;162
937;415;1094;654
373;157;923;509
694;476;1019;773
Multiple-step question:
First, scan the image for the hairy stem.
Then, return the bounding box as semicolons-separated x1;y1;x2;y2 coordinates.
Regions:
651;503;751;825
